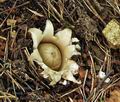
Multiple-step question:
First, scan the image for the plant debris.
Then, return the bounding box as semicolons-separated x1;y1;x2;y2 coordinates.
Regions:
0;0;120;102
102;19;120;48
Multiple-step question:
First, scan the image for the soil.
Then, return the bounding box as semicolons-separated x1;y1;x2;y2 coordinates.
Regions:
0;0;120;102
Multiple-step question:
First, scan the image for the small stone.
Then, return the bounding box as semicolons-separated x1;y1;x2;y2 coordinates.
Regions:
98;71;110;83
105;78;110;83
102;19;120;48
99;71;106;79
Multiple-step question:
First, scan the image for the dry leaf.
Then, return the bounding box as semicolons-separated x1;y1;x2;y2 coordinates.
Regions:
106;89;120;102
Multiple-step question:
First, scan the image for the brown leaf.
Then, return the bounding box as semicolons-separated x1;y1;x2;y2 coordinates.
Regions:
106;89;120;102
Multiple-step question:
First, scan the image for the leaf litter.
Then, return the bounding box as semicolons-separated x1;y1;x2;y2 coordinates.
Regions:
0;0;120;102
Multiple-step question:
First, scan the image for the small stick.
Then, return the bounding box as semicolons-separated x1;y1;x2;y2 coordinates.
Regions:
0;0;17;28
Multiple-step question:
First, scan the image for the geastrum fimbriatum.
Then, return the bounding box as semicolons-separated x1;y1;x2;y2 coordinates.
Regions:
28;20;81;85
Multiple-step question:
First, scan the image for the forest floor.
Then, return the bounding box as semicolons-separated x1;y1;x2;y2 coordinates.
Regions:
0;0;120;102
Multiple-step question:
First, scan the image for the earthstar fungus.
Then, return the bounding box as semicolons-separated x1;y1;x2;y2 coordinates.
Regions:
28;20;81;85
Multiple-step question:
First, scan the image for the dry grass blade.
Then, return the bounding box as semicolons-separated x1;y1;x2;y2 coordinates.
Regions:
88;70;113;102
94;75;120;102
82;69;88;101
0;0;17;28
5;70;25;92
60;86;81;98
4;35;9;62
0;1;30;14
0;36;6;40
0;62;25;92
47;0;64;20
27;8;44;17
0;0;120;101
0;91;17;102
83;0;106;25
95;37;110;57
106;0;120;15
23;47;50;89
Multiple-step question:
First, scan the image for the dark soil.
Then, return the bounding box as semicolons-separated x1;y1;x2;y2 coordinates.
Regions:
0;0;120;102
